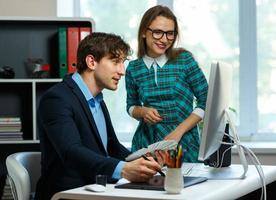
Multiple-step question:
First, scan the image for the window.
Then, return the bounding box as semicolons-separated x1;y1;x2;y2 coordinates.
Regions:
173;0;239;128
57;0;276;142
58;0;157;142
257;0;276;135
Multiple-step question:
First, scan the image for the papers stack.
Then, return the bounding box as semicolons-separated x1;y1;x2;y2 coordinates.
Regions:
125;140;178;161
0;117;23;141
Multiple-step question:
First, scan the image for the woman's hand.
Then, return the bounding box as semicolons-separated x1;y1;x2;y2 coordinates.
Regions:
164;113;202;142
141;107;162;124
164;130;183;143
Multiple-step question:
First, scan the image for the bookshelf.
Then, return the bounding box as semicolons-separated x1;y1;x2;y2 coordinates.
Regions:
0;16;95;143
0;17;95;198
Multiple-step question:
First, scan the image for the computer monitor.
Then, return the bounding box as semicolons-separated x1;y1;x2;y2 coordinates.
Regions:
196;61;248;178
191;62;263;185
198;61;233;161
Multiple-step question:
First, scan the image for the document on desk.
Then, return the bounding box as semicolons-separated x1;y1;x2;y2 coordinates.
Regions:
125;140;178;161
116;178;130;185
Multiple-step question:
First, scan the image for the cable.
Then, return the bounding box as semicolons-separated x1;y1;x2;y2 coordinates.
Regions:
241;145;266;200
216;109;267;200
220;136;267;200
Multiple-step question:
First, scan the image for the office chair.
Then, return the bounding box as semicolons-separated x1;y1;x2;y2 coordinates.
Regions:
6;152;41;200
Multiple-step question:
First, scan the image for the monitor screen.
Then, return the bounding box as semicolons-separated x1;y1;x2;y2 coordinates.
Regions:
198;61;233;161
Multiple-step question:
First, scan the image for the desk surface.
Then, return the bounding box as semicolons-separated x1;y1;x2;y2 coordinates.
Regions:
51;164;276;200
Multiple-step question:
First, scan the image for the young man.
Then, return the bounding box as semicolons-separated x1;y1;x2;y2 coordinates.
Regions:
35;32;161;200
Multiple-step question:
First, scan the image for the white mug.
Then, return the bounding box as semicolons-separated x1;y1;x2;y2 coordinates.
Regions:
164;168;184;194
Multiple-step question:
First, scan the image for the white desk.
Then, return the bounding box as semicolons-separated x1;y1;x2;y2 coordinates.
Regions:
51;165;276;200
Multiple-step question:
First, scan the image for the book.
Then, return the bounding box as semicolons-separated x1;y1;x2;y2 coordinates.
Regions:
0;117;20;122
2;177;13;200
0;117;22;132
0;121;21;125
0;132;23;136
125;140;178;161
0;132;23;140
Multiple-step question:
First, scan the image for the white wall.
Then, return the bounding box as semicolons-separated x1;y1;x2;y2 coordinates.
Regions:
232;154;276;166
0;0;56;16
231;143;276;165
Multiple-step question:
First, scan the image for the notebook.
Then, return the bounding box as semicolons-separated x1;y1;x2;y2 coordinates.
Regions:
125;140;178;161
115;175;207;191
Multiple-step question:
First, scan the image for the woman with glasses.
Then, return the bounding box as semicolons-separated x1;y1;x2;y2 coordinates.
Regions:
125;5;208;162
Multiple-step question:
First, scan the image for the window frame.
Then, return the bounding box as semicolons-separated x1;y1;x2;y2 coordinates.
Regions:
239;0;258;137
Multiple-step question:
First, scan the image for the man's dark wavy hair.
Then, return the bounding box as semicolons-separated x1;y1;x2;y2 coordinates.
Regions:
77;32;131;74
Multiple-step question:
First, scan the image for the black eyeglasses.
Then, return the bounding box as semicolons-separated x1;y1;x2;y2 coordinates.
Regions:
147;28;176;41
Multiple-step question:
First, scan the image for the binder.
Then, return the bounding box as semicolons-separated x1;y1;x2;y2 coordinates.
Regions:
79;27;92;41
58;27;67;78
67;27;79;74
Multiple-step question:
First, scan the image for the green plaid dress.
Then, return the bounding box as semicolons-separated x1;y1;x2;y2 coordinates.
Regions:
125;51;208;162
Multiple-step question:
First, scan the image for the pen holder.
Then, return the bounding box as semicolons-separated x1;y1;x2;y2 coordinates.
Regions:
164;168;183;194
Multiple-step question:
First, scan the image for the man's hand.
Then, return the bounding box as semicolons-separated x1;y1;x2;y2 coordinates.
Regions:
121;157;161;182
154;150;166;167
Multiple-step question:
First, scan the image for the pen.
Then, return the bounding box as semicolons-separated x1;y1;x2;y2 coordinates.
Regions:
176;145;182;168
142;155;165;177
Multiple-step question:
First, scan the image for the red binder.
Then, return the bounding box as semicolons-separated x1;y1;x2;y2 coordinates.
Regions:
67;27;79;73
79;27;92;41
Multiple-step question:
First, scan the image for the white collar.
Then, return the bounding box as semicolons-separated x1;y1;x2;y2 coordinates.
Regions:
142;54;168;69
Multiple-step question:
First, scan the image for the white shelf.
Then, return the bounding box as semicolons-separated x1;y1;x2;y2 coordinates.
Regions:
0;78;61;83
0;140;40;144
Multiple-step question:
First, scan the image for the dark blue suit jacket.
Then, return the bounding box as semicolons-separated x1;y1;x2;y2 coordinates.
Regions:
35;75;130;200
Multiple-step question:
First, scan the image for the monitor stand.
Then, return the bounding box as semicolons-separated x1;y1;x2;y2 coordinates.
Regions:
204;123;232;168
224;108;248;179
183;163;248;180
